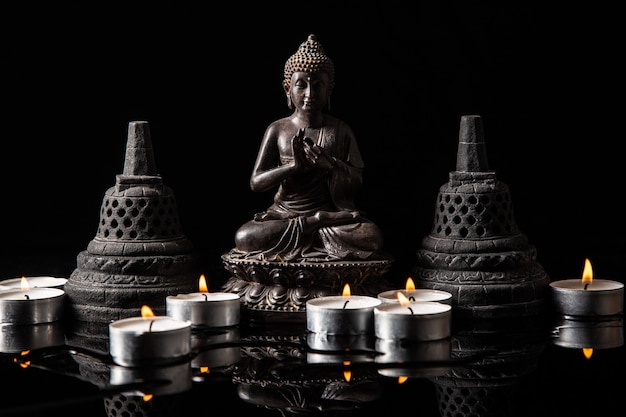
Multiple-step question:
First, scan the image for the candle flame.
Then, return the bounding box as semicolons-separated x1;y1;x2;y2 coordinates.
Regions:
198;274;209;292
398;376;408;384
581;258;593;287
200;366;210;374
14;351;31;368
405;277;415;291
582;348;593;359
20;277;30;291
14;358;31;368
141;305;155;319
342;283;351;297
343;360;351;382
396;291;411;306
143;394;153;402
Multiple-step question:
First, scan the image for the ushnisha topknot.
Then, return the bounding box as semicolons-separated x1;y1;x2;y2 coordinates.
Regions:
283;34;335;90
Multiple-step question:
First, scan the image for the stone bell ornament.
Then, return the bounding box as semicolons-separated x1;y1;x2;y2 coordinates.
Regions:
412;115;550;318
64;121;199;337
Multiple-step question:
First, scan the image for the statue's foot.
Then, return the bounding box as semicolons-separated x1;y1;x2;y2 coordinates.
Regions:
314;210;361;225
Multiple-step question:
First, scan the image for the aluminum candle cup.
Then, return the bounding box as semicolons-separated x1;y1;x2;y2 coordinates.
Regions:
109;316;192;367
110;360;192;396
0;276;67;290
375;337;451;378
306;295;381;335
377;288;452;305
0;288;65;325
166;292;240;327
374;301;451;341
0;321;65;353
552;316;624;350
549;279;624;317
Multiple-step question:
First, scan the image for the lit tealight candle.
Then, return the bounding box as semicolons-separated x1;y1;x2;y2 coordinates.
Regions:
109;305;192;367
166;274;240;328
549;258;624;317
0;278;65;325
374;292;451;341
0;276;67;290
377;277;452;305
306;284;381;335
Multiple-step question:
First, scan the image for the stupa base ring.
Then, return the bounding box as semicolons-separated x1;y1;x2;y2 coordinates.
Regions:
412;265;550;319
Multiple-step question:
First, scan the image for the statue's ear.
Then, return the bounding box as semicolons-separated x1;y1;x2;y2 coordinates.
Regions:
283;81;293;109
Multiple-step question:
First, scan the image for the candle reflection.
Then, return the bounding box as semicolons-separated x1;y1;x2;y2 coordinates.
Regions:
375;337;451;379
191;328;241;381
552;316;624;358
109;360;193;396
0;321;65;353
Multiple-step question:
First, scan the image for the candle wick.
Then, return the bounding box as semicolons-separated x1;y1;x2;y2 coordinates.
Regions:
408;306;414;315
584;283;589;290
24;294;30;300
409;296;415;302
343;300;350;309
202;293;208;301
148;320;155;332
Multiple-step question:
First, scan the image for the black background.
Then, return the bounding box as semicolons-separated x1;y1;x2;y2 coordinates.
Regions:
0;3;624;416
1;2;622;286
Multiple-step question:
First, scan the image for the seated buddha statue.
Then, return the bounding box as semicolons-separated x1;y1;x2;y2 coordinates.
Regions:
228;34;385;262
221;34;393;319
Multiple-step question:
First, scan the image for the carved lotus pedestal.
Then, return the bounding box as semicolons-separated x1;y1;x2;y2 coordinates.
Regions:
221;254;394;323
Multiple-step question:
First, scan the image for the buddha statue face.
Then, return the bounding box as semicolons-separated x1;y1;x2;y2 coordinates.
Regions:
287;71;332;112
283;34;334;110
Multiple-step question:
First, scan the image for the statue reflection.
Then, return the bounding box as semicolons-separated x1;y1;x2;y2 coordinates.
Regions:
231;324;383;416
430;317;549;417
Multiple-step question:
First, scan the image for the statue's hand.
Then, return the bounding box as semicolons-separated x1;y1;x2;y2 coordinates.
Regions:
292;128;312;170
303;140;335;171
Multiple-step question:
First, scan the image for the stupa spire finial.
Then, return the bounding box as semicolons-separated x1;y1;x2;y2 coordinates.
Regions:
123;120;157;176
455;114;489;172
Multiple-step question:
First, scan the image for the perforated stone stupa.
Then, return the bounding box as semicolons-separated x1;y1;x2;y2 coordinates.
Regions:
64;121;199;338
412;115;550;318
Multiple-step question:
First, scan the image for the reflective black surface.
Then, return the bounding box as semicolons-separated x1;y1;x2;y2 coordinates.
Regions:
1;311;623;417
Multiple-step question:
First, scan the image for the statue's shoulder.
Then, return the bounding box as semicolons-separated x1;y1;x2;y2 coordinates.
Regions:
265;116;293;136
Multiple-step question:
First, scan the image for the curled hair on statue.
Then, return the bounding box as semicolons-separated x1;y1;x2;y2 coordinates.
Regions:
283;34;335;92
